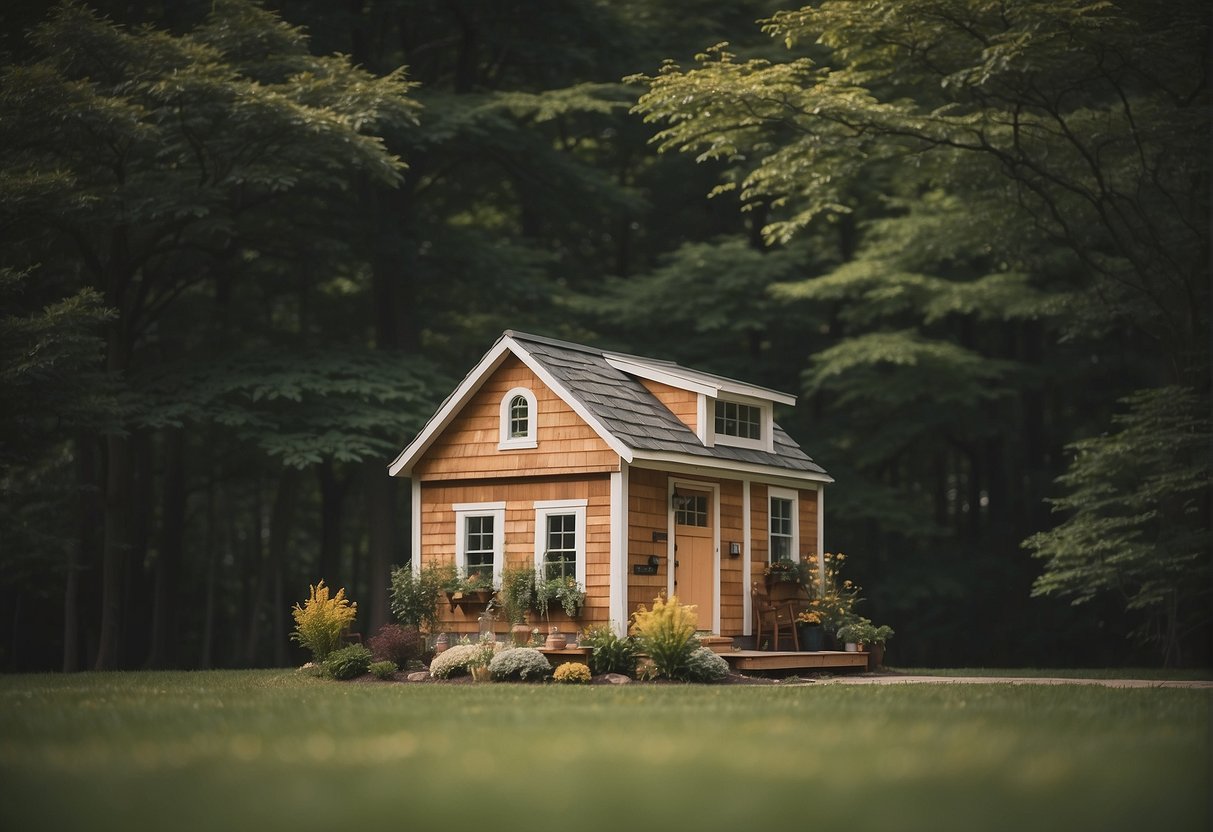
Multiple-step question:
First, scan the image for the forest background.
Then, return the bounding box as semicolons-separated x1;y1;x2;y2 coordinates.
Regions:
1;0;1208;672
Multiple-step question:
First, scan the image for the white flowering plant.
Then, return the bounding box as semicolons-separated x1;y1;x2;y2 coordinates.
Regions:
428;644;479;679
488;647;551;681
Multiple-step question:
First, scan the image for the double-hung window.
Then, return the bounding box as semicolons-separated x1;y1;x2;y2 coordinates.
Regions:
454;502;506;586
768;487;798;562
533;499;587;583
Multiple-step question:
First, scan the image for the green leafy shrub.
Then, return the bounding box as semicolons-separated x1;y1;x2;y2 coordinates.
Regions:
368;660;397;680
322;644;373;680
389;564;449;632
428;644;479;679
499;565;536;624
581;624;637;675
630;595;699;680
552;662;592;684
685;647;730;683
290;581;357;661
488;647;550;681
367;623;423;668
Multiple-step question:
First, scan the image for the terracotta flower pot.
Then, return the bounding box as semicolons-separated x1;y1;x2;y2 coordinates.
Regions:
510;623;530;646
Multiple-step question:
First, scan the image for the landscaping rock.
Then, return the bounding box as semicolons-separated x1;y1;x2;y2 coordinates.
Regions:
604;673;631;685
407;671;430;682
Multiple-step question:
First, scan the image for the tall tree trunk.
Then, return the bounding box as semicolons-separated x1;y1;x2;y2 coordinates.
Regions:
95;311;134;671
9;593;20;671
199;476;217;670
146;429;186;668
94;431;131;670
66;437;100;673
262;469;301;667
317;460;347;588
122;431;153;664
363;464;395;639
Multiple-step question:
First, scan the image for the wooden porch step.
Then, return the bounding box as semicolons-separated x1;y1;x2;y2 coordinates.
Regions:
722;650;869;672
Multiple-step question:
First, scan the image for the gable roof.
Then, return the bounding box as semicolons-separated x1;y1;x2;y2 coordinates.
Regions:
389;330;831;483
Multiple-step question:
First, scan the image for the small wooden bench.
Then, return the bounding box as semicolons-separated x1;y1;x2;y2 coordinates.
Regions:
538;646;591;669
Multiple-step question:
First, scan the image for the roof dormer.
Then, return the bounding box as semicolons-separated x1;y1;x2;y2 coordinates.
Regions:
604;353;791;452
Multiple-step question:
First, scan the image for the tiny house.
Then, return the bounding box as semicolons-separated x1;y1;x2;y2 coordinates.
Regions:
389;331;832;640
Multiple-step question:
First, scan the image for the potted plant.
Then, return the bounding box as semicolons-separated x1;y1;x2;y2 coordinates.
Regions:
763;558;801;585
443;568;494;613
534;573;585;620
836;617;871;652
862;622;894;669
835;617;893;667
795;609;825;651
499;565;536;644
467;635;496;682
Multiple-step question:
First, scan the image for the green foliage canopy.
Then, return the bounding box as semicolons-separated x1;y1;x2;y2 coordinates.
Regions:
1026;387;1211;665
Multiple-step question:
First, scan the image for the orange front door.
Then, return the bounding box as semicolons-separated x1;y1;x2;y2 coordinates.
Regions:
674;489;714;630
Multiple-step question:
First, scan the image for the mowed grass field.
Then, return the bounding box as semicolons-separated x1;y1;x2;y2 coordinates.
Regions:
0;670;1207;832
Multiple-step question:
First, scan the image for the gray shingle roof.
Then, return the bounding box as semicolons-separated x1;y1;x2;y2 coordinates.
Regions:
510;331;829;478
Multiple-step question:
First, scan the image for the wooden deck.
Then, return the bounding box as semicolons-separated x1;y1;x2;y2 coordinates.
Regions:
722;649;869;672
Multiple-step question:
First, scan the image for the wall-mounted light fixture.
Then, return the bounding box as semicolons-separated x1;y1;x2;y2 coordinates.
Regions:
672;488;691;510
728;542;741;558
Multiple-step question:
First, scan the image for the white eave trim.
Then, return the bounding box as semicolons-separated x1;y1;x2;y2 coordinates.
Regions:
630;450;834;486
604;355;796;407
605;356;717;397
388;334;634;477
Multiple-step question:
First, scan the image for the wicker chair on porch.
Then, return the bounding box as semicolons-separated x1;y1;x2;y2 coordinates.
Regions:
751;581;799;651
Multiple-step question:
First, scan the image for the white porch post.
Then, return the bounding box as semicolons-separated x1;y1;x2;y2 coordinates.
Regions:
742;478;752;636
410;477;422;576
816;485;825;582
609;463;629;635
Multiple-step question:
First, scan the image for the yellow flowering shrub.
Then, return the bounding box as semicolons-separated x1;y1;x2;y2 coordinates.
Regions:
552;662;592;684
630;594;699;680
290;581;357;661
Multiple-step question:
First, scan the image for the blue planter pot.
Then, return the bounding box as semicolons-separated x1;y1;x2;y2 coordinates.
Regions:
797;624;825;652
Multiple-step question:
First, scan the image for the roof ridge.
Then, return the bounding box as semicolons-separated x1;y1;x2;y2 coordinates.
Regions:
503;330;608;357
504;330;782;385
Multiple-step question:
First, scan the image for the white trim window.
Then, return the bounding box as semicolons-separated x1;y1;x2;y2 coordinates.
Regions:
454;502;506;586
768;487;799;562
498;386;538;450
533;499;587;583
712;396;773;452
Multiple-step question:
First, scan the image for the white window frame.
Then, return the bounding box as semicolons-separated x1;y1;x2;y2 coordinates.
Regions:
498;386;538;450
453;502;506;586
711;395;773;452
767;486;799;563
533;499;588;585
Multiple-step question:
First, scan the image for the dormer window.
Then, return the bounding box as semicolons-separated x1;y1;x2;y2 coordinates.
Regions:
498;386;538;450
714;400;762;441
711;397;772;451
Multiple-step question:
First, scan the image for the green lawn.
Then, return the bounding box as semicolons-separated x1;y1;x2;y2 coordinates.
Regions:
0;670;1207;832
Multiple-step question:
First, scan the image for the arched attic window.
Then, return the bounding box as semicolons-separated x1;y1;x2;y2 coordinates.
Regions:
498;387;538;450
